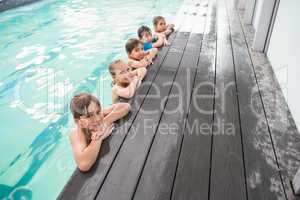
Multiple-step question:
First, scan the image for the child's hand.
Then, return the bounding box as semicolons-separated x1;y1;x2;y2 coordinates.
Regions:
132;75;141;87
163;36;170;46
133;74;139;81
131;74;139;80
144;56;153;64
143;51;150;56
164;39;170;46
168;24;175;29
129;71;137;78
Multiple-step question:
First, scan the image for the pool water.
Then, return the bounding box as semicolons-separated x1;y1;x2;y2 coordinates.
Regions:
0;0;183;199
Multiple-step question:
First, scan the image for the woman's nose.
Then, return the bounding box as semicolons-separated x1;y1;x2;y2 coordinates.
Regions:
89;115;97;122
89;114;100;121
95;115;103;122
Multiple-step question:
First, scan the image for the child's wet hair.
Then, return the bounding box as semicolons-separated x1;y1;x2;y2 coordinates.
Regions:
137;25;152;39
125;38;143;55
70;93;101;120
153;16;165;26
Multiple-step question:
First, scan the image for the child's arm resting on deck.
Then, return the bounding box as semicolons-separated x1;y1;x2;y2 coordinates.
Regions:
152;34;165;48
165;24;175;36
128;59;151;69
130;68;147;80
113;76;140;100
146;48;158;61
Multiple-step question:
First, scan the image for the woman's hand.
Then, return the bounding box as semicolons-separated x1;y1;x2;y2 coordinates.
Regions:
91;123;114;141
100;123;114;140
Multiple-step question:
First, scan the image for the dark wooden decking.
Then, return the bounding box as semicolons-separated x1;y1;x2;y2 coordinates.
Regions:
59;0;300;199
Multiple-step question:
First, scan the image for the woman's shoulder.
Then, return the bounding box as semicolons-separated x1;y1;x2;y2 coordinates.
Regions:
69;128;88;146
69;129;78;142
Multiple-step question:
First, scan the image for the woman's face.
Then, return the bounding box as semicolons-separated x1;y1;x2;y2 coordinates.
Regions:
129;44;145;60
79;101;103;132
155;19;167;33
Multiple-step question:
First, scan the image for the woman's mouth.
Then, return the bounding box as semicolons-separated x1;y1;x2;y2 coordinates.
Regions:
89;123;101;131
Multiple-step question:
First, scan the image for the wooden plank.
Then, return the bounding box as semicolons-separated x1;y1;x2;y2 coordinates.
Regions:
132;5;208;199
209;0;247;199
58;32;179;200
243;0;256;24
95;33;190;200
239;10;300;200
294;167;300;195
131;68;196;200
171;1;217;199
225;0;287;199
59;9;192;200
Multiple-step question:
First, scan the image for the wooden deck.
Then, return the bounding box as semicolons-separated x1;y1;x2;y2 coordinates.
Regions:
58;0;300;199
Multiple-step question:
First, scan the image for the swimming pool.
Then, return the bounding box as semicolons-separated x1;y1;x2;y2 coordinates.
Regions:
0;0;183;199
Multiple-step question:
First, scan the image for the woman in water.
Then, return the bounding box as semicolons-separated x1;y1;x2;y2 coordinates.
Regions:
69;93;130;171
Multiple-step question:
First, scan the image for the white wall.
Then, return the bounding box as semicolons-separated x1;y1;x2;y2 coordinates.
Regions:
252;0;263;30
267;0;300;128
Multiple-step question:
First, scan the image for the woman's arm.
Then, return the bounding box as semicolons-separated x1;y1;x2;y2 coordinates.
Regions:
70;134;103;172
103;102;131;124
70;125;113;172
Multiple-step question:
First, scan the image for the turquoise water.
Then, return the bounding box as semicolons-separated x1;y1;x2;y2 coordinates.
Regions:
0;0;183;199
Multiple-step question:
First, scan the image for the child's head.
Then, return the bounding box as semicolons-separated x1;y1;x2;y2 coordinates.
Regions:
153;16;167;33
109;59;132;87
137;26;153;43
125;38;145;60
70;93;103;133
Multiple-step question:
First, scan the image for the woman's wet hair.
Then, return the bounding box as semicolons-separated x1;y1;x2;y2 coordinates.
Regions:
70;93;101;120
125;38;142;55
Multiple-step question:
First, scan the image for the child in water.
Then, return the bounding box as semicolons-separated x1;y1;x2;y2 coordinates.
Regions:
109;59;146;102
137;25;166;51
69;93;130;171
153;16;175;38
126;38;158;69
